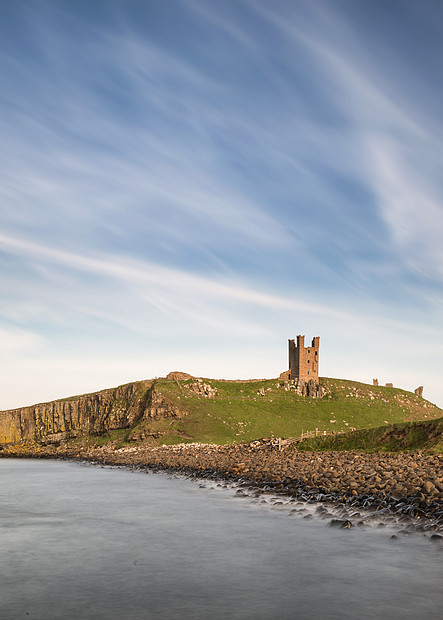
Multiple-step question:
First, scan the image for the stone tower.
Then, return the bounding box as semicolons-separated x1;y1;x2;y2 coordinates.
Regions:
288;335;320;382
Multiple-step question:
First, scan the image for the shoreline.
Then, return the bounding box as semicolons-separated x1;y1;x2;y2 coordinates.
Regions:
2;439;443;536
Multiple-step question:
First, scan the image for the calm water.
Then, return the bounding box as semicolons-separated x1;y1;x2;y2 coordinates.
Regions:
1;459;442;620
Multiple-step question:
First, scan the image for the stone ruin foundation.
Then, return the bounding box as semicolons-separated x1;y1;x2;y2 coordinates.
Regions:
278;378;324;398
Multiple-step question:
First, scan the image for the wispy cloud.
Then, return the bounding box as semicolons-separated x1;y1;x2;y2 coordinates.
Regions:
0;232;350;321
1;1;442;408
1;231;442;341
365;136;443;280
255;0;443;283
1;4;298;273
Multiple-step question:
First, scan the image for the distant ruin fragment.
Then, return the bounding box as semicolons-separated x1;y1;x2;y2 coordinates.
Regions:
385;382;393;388
414;386;424;398
373;378;379;386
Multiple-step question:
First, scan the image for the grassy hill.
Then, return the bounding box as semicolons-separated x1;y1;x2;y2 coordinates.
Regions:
123;376;442;446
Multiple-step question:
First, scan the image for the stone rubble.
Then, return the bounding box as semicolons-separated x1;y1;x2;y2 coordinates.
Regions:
184;380;218;398
276;379;325;398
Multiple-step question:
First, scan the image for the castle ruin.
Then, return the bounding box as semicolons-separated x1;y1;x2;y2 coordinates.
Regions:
281;335;323;397
288;335;320;382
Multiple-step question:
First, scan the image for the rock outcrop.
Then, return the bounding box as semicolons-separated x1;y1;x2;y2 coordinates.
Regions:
166;371;194;381
184;379;218;398
0;380;188;446
278;378;324;398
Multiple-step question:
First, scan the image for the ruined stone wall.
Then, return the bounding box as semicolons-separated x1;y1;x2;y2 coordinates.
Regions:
279;378;324;398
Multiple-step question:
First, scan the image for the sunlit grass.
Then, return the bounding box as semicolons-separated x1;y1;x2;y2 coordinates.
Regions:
121;376;442;447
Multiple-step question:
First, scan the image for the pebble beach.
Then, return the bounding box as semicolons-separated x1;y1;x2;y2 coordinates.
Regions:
2;439;443;536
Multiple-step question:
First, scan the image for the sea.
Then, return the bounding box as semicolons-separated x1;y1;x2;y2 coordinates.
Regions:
1;459;442;620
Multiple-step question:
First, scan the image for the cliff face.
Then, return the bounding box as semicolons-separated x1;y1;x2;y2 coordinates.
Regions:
0;380;188;445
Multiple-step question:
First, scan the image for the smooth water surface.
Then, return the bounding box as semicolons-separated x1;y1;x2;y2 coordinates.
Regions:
1;459;442;619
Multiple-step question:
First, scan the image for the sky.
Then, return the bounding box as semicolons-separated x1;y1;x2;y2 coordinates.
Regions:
1;0;443;410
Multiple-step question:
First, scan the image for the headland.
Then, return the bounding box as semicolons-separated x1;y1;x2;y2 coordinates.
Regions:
1;372;442;535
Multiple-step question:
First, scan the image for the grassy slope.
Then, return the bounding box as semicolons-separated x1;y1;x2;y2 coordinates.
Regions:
295;417;443;454
128;377;442;446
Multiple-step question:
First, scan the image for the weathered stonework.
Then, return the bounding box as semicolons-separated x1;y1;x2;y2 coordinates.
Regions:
184;379;217;398
415;386;424;398
279;370;290;381
288;335;320;382
278;378;324;398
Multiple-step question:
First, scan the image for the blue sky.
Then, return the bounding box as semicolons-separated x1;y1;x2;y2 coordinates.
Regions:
1;0;442;409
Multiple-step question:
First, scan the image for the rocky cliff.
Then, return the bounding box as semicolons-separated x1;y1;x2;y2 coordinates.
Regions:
0;380;188;446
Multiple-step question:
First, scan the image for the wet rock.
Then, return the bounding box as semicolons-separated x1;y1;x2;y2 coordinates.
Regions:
430;534;443;542
329;519;353;529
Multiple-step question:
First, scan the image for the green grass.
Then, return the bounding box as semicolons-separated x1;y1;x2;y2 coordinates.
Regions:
84;428;130;448
123;376;442;447
295;417;443;454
